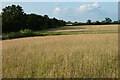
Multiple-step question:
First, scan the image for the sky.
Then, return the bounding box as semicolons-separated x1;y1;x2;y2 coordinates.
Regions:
1;2;118;22
1;0;119;2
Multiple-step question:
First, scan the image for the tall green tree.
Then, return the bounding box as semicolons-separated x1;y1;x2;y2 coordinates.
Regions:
87;19;92;24
95;21;100;25
104;18;112;24
2;5;25;32
2;5;66;33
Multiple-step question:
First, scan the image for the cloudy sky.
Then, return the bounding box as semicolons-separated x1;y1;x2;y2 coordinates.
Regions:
1;2;118;22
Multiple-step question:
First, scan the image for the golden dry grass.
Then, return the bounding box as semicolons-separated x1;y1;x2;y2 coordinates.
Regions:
2;34;118;78
55;29;89;32
50;25;118;33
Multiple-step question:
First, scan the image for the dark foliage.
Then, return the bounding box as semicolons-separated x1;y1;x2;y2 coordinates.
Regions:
2;5;66;33
73;18;120;26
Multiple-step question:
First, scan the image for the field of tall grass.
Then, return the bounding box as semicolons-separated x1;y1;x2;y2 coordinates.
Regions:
2;33;118;78
46;24;118;33
2;24;118;40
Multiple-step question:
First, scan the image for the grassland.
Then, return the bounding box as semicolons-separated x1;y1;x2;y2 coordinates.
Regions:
2;24;118;40
2;32;118;78
42;24;118;33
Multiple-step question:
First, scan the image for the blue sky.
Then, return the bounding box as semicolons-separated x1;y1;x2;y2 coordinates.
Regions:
1;2;118;22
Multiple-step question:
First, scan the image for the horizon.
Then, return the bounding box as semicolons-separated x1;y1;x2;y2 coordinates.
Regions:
1;2;118;22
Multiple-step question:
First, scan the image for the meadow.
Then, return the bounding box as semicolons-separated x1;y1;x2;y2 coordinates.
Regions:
2;24;118;40
2;25;118;78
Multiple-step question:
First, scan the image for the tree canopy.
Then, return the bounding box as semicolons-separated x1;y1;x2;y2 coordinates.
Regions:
2;5;66;33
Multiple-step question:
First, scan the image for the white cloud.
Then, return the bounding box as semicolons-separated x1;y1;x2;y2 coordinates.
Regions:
53;7;69;18
55;7;60;12
53;7;61;17
77;2;104;12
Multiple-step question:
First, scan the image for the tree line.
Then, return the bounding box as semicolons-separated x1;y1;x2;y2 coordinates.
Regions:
1;5;120;33
67;18;120;26
2;5;66;33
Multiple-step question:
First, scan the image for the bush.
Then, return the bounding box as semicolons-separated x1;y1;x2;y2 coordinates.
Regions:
20;29;32;34
19;29;37;37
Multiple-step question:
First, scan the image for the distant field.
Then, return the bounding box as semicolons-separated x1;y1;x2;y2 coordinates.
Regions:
2;34;118;78
39;24;118;33
2;24;118;40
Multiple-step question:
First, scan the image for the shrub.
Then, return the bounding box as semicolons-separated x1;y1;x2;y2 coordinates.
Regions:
20;29;32;34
